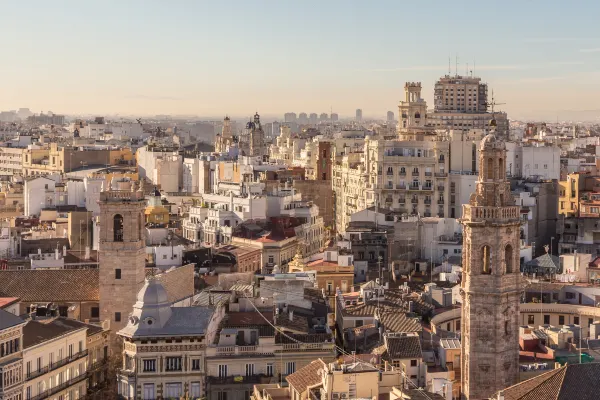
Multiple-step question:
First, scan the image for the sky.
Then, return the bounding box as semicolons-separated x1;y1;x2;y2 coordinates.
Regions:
1;0;599;120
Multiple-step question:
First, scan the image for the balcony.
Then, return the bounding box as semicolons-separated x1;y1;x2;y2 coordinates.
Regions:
399;171;407;176
424;199;432;205
438;199;445;204
207;374;272;386
87;358;108;374
412;171;420;177
384;185;394;190
438;158;445;164
409;184;420;191
425;172;432;177
396;184;406;190
411;198;419;204
435;172;448;178
27;350;88;381
422;186;434;191
29;372;88;400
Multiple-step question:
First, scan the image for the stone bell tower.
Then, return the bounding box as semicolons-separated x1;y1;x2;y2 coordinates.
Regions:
98;180;147;352
460;129;522;399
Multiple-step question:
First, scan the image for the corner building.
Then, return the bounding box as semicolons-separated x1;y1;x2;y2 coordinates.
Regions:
460;131;522;399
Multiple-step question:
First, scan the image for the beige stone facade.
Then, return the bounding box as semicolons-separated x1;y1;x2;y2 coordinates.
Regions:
460;133;522;400
98;183;147;353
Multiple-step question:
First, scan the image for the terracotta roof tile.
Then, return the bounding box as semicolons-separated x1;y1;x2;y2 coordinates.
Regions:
286;359;326;394
0;270;99;302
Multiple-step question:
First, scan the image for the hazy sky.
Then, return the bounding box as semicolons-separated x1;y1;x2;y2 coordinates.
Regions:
1;0;599;120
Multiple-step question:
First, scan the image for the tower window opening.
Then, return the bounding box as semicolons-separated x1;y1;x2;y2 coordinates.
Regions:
482;245;491;274
499;158;504;178
487;158;494;180
505;244;513;274
114;214;124;242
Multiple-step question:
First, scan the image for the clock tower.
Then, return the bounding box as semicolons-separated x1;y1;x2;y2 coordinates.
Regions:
460;129;522;399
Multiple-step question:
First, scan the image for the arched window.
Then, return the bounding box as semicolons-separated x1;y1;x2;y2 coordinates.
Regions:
505;244;513;274
482;245;491;274
114;214;124;242
415;112;421;119
487;158;494;180
138;213;143;241
499;158;504;179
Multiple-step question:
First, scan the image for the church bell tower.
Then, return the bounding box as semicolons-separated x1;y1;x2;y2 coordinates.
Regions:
460;130;522;399
98;180;147;351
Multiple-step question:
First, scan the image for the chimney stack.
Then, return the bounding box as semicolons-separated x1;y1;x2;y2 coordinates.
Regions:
85;246;90;260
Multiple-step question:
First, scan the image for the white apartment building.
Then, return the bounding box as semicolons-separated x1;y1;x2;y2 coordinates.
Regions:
333;137;449;233
136;145;182;188
505;143;561;180
23;177;87;217
0;147;25;178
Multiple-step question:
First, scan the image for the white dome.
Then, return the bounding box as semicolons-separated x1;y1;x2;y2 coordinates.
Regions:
136;278;169;305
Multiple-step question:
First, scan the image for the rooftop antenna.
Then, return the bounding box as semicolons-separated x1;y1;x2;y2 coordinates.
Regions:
448;57;451;75
473;60;476;77
455;54;458;77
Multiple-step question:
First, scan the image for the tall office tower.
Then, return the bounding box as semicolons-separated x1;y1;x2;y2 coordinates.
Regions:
460;128;522;399
429;74;508;137
309;113;318;125
331;113;339;122
298;112;308;124
355;109;362;121
284;112;297;123
320;113;328;121
387;111;394;122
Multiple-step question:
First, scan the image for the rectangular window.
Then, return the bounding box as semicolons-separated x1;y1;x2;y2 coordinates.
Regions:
286;361;296;375
143;383;155;400
266;363;274;376
245;363;255;376
191;359;201;371
69;344;73;358
115;269;121;279
217;392;228;400
574;316;580;325
166;357;182;371
78;341;83;353
544;315;550;325
559;315;565;325
164;383;182;398
528;315;535;324
218;364;228;378
410;360;417;367
115;312;121;322
143;359;156;372
91;307;99;318
190;382;201;398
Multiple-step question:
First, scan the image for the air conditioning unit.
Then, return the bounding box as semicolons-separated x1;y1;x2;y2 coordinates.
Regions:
332;394;340;400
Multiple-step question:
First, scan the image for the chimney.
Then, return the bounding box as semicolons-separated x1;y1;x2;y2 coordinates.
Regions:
62;245;67;257
38;248;42;256
289;310;294;322
85;246;90;260
55;248;59;260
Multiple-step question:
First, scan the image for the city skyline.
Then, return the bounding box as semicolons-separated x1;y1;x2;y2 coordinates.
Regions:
1;1;600;120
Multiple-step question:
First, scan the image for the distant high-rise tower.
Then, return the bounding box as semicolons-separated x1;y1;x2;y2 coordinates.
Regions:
331;113;339;122
319;113;328;122
298;112;308;124
461;129;522;399
387;111;394;122
355;109;362;121
284;112;297;123
99;180;146;352
309;113;318;125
